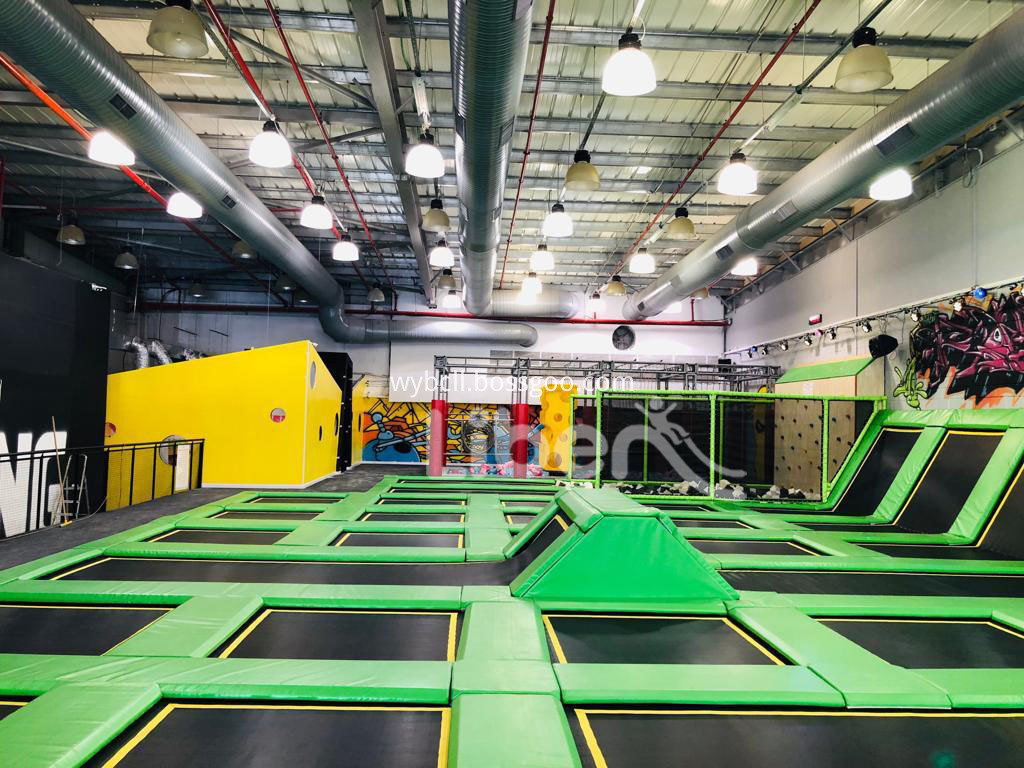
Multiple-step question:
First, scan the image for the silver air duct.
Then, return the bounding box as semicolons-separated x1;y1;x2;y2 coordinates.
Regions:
0;0;537;346
449;0;533;315
483;288;582;318
625;8;1024;320
147;340;172;365
124;338;149;369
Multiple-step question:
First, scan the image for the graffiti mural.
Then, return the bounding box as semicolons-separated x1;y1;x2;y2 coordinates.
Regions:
358;396;541;466
896;290;1024;407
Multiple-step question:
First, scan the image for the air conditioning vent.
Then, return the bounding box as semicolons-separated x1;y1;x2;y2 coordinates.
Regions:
875;123;917;157
108;93;136;120
221;194;237;209
773;200;798;221
716;245;734;259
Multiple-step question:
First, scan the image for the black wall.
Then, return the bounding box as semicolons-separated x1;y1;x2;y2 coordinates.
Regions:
0;253;110;537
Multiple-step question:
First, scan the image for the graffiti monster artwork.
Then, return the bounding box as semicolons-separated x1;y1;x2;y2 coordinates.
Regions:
896;290;1024;407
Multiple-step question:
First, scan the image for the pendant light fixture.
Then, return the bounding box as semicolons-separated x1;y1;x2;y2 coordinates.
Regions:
332;234;359;262
87;131;135;167
166;191;202;219
147;0;209;58
665;206;695;239
605;275;627;296
404;131;445;178
628;247;655;275
835;26;893;94
601;32;656;96
542;203;573;238
232;240;255;260
114;249;139;270
521;271;542;298
300;194;332;229
57;216;85;245
187;281;206;299
442;289;461;309
422;198;450;232
565;149;600;192
437;268;457;293
429;239;455;268
249;121;291;168
294;290;311;305
731;257;758;277
273;274;296;292
530;243;554;271
367;285;386;303
868;168;912;201
588;291;605;315
717;152;757;196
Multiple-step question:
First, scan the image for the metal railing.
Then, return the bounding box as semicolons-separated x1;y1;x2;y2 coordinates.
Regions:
0;438;204;539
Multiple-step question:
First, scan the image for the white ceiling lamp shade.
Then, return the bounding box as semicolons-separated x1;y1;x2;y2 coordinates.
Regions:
602;32;656;97
429;239;455;268
565;149;600;192
232;240;255;260
166;191;203;219
146;0;209;59
56;217;85;245
628;247;655;275
404;131;445;178
731;256;759;277
605;275;627;296
437;268;457;292
717;152;757;196
442;289;462;309
187;281;206;298
87;130;135;166
249;121;292;169
530;243;554;271
114;249;139;270
869;167;913;201
367;285;386;303
665;206;695;239
300;194;332;230
332;234;360;262
274;274;296;292
294;290;311;305
422;198;450;232
835;26;893;94
542;203;573;238
588;291;605;315
520;271;542;298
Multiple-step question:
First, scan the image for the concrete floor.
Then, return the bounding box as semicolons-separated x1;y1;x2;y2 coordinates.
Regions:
0;462;424;570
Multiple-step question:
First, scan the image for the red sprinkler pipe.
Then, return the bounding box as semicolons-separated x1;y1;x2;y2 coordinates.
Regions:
498;0;557;288
0;52;276;290
608;0;822;277
264;0;395;292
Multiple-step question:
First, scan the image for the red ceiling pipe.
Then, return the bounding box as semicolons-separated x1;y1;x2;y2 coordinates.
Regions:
608;0;822;277
0;52;282;295
498;0;557;288
263;0;395;292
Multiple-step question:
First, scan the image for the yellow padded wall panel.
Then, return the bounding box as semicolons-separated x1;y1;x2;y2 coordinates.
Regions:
303;345;343;484
106;341;338;487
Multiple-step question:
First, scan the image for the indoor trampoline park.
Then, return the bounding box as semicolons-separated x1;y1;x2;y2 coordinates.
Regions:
4;0;1024;766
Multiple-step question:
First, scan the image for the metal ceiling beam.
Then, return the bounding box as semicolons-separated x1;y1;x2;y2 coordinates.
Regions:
0;91;853;143
73;3;971;59
348;0;431;301
119;53;906;107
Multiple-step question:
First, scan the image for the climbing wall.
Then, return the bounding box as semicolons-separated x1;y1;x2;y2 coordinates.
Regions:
773;398;824;497
539;383;576;474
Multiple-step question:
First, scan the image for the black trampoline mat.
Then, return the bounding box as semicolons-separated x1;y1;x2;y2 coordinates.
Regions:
502;501;549;508
544;614;782;665
148;530;288;545
217;610;458;661
801;521;906;532
0;603;168;655
247;497;343;505
570;709;1024;768
690;540;818;556
376;498;464;506
333;532;462;548
862;543;1014;560
506;514;537;525
671;519;751;529
722;569;1024;597
360;512;465;523
49;517;567;586
86;702;447;768
820;618;1024;668
215;511;320;521
0;701;26;720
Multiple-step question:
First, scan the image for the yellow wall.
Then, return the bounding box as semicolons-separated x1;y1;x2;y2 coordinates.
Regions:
106;341;340;488
539;383;576;472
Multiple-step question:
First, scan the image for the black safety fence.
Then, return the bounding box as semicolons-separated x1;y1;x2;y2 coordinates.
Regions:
0;438;204;539
578;391;883;501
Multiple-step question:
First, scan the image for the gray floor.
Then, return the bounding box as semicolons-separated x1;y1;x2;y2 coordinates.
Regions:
0;462;424;570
